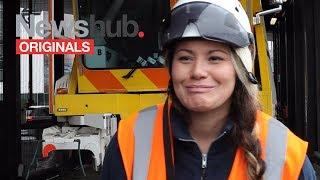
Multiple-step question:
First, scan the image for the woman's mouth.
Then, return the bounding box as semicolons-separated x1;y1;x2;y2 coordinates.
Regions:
185;85;216;93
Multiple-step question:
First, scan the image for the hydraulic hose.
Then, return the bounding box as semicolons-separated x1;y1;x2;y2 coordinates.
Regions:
74;139;86;176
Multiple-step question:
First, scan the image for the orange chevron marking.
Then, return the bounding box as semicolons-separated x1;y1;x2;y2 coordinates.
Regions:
84;70;126;92
141;68;169;89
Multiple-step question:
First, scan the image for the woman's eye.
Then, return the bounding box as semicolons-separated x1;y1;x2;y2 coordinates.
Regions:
209;56;223;62
178;56;192;61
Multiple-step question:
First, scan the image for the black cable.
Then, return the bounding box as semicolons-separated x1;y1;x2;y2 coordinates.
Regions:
74;139;86;176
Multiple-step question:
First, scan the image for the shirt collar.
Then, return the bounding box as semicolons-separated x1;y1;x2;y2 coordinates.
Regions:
171;108;234;141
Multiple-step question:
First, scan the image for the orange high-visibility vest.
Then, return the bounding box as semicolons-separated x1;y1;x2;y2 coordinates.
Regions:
118;104;308;180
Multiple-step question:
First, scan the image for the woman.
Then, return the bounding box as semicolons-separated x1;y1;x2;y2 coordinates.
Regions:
102;0;316;179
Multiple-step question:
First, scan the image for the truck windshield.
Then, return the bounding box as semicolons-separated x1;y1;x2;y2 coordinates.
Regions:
78;0;169;69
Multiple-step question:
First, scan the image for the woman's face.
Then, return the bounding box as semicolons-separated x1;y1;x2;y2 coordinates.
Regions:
171;39;236;112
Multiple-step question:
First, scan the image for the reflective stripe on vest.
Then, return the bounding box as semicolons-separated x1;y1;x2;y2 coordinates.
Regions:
133;106;158;180
118;105;308;180
264;118;287;179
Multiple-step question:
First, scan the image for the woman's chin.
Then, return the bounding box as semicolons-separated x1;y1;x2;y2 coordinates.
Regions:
183;102;213;112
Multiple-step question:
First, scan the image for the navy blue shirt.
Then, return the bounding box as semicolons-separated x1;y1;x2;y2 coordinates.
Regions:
101;109;317;179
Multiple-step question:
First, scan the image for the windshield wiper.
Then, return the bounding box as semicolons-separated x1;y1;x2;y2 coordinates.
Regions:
122;68;137;79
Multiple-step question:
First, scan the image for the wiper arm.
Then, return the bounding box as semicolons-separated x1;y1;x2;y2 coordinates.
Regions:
122;57;146;79
122;68;137;79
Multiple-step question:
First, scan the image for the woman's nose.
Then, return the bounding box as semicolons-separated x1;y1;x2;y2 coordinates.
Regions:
190;60;208;79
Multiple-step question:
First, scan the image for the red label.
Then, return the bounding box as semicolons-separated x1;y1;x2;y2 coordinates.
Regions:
16;39;95;54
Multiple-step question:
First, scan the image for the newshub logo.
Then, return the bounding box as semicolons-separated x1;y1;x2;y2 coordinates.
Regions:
16;14;144;54
16;14;144;38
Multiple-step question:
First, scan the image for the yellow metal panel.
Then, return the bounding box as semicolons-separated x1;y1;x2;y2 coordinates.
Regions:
256;25;272;92
139;94;167;108
252;0;274;115
54;93;167;119
111;69;158;91
115;95;141;118
259;90;272;115
252;0;263;13
55;94;117;115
